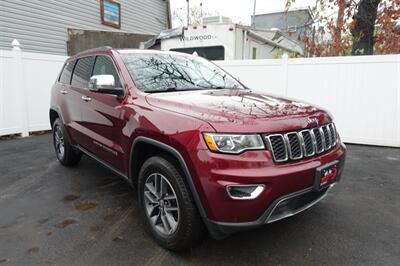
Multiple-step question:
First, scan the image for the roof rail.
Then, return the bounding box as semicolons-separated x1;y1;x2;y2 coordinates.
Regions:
75;46;113;55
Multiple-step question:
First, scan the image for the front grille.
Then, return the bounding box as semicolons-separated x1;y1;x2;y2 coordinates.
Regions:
264;123;338;163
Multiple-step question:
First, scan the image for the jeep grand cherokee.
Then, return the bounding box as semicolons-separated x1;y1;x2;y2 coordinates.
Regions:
49;47;346;251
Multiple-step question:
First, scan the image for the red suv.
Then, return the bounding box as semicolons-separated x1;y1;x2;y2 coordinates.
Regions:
50;47;346;251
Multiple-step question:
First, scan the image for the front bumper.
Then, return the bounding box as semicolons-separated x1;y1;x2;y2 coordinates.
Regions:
205;184;335;239
186;141;346;239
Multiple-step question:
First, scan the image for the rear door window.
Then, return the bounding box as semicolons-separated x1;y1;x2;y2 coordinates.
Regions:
71;56;95;88
59;60;76;85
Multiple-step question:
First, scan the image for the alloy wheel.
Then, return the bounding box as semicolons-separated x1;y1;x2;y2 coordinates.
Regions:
143;173;180;236
54;125;65;159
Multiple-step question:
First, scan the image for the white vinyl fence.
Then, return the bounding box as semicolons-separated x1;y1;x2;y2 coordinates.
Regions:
0;41;399;147
0;42;66;137
216;55;400;147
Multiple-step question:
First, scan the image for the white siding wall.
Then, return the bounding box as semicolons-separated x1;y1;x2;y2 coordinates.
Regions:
0;0;168;55
249;40;277;59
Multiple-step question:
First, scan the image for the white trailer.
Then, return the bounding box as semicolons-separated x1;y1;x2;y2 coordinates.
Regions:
160;22;303;60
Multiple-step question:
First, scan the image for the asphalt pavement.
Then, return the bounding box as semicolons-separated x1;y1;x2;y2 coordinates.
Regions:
0;134;399;265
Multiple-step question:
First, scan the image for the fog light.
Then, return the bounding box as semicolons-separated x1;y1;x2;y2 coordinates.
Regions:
226;185;265;200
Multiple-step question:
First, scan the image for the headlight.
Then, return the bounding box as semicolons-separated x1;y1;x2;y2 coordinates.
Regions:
203;133;265;154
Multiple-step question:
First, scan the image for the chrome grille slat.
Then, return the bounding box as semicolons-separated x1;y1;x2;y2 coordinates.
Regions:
319;127;327;151
267;134;288;162
285;132;303;160
322;125;331;150
309;129;318;154
313;128;324;153
265;123;337;163
328;123;337;146
299;129;315;157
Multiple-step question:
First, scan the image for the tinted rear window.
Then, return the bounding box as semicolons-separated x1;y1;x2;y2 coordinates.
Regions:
71;57;95;88
59;60;75;85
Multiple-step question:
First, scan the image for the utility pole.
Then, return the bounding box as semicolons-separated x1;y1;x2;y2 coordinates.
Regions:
252;0;257;29
186;0;190;26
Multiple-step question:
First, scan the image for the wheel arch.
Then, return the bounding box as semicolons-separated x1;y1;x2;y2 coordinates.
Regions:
129;137;207;220
49;108;59;129
49;107;73;144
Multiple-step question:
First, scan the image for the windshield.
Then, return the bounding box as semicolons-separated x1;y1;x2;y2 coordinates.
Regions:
120;52;244;93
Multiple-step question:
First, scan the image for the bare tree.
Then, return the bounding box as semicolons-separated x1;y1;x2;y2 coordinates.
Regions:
172;4;215;26
286;0;399;56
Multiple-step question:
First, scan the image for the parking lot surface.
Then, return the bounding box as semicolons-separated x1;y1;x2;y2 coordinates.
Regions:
0;134;399;265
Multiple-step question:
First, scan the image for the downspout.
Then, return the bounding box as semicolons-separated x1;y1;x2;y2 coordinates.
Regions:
242;30;248;59
166;0;172;29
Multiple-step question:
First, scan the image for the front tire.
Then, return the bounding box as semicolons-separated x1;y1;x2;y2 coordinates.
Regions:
138;156;204;251
52;118;82;166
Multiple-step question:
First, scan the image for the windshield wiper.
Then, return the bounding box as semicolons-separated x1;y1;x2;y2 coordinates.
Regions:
144;87;204;93
211;86;243;90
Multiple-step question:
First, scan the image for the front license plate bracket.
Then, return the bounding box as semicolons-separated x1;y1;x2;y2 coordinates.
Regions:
314;160;339;191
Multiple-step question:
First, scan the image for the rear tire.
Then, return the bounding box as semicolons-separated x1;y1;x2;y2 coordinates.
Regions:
138;156;204;251
52;118;82;166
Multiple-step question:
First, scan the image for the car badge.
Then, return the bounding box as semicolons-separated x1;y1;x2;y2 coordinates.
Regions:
307;117;319;125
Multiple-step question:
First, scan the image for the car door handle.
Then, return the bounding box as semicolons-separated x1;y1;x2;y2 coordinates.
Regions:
60;89;68;95
81;95;92;102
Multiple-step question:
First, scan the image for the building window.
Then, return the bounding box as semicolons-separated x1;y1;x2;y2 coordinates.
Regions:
100;0;121;29
252;47;257;59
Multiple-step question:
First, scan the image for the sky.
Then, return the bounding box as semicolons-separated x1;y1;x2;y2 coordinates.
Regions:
170;0;316;27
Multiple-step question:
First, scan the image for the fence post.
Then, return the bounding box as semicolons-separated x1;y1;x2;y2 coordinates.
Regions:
282;53;289;96
397;54;400;147
0;49;3;134
11;39;29;137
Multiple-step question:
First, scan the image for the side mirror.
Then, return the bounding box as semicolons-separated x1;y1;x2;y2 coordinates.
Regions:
88;75;124;96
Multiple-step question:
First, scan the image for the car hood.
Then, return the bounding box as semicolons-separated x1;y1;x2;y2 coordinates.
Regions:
145;89;332;133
